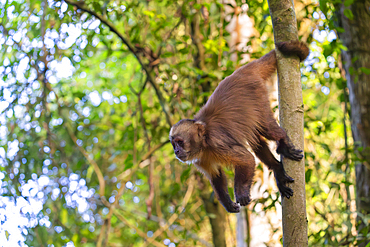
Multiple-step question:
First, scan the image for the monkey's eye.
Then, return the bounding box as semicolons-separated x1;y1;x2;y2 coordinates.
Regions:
177;140;184;146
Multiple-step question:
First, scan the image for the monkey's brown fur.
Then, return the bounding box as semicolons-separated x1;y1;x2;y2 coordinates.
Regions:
170;41;309;213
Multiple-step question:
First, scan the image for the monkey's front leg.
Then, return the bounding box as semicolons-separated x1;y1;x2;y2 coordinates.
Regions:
210;169;240;213
233;151;256;206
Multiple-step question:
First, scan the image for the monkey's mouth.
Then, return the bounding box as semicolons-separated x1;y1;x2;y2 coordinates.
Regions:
176;155;188;162
176;152;191;162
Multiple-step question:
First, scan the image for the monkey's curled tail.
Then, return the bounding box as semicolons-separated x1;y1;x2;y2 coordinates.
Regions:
276;41;309;61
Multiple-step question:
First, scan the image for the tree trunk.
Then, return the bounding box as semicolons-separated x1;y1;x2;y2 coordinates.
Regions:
336;1;370;246
197;175;227;247
201;190;228;247
267;0;308;246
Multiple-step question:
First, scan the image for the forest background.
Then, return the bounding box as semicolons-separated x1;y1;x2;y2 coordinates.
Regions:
1;0;370;246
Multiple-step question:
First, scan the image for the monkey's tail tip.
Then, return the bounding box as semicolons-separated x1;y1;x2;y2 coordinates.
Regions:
276;41;309;62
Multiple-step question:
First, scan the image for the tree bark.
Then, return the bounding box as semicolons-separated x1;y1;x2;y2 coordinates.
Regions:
201;192;228;247
336;1;370;246
267;1;308;246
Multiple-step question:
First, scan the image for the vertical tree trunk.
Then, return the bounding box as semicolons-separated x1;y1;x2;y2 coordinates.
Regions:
267;1;308;246
336;1;370;246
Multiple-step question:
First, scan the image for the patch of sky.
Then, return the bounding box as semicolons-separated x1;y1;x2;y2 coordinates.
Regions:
321;86;330;95
88;91;102;107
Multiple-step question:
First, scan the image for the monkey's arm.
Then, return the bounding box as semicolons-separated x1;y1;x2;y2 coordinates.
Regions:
210;168;240;213
229;147;256;207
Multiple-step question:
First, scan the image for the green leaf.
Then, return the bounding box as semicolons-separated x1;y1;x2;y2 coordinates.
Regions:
344;0;354;7
193;3;202;10
343;9;354;20
335;26;345;33
124;161;133;171
335;78;346;90
319;0;328;16
323;46;333;57
360;67;370;75
61;208;68;225
143;10;155;18
180;167;191;183
349;66;355;75
305;169;313;183
86;166;94;182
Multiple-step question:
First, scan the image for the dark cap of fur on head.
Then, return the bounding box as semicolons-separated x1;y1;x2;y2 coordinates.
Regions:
169;119;195;138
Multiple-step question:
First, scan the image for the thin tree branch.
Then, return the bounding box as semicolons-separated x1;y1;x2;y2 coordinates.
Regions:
100;139;169;246
96;220;107;247
190;9;206;71
116;140;170;180
64;0;173;127
218;1;225;67
119;207;212;247
157;16;184;58
130;79;155;219
113;210;164;247
146;156;154;219
102;109;141;247
142;175;195;247
64;121;106;196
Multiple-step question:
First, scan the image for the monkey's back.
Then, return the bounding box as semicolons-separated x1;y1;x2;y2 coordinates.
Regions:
195;62;272;150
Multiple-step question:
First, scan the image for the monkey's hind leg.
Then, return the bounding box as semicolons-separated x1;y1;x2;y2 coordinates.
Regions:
263;119;304;161
252;137;294;198
210;168;240;213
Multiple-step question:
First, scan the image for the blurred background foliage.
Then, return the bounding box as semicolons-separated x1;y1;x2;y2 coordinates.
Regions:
0;0;368;246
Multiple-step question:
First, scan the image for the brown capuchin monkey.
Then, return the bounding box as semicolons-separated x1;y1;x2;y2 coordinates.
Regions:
169;41;309;213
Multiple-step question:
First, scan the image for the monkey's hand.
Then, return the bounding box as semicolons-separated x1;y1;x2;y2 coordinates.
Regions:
235;191;251;207
223;201;240;213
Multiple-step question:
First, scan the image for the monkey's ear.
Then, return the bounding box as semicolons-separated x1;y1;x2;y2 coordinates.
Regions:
195;121;206;137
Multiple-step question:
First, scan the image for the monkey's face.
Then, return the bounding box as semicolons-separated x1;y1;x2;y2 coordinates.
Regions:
169;119;205;162
171;136;189;162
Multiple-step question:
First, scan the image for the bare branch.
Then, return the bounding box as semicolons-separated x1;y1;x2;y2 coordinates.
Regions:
113;210;163;247
116;140;170;180
142;175;195;247
157;16;184;58
64;122;106;197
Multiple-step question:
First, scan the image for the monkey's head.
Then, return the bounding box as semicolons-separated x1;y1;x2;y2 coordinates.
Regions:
169;119;206;162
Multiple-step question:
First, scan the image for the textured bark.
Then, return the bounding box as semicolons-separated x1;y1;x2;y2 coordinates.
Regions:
267;0;308;246
336;1;370;246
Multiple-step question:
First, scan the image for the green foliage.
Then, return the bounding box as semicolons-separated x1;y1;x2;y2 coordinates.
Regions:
0;0;367;246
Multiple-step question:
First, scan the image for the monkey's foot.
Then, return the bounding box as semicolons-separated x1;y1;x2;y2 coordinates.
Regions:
224;202;240;213
275;172;294;199
277;144;304;161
